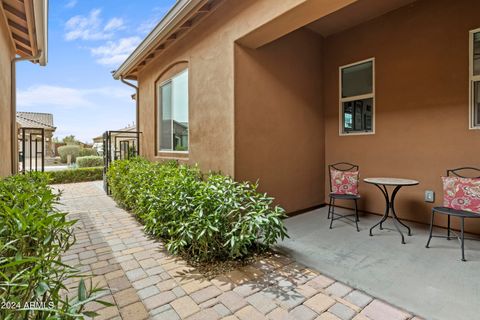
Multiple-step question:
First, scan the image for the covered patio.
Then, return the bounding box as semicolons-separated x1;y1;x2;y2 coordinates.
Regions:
277;207;480;320
234;0;480;234
235;2;480;318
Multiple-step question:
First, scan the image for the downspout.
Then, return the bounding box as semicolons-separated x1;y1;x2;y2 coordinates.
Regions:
119;76;140;154
11;51;43;174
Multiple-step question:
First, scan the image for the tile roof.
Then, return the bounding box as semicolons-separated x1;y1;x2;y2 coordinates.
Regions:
16;112;56;130
92;125;137;142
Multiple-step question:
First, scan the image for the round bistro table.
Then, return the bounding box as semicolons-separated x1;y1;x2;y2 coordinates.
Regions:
364;177;419;244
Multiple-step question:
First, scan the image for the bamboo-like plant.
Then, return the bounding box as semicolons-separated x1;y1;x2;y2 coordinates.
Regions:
0;173;112;319
107;158;289;262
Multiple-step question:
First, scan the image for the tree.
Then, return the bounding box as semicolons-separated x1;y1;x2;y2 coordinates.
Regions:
63;135;79;145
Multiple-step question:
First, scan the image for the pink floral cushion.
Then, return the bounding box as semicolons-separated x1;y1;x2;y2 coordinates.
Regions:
330;169;359;195
442;177;480;213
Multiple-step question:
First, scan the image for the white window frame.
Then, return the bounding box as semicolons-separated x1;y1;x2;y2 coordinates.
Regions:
469;28;480;129
157;68;190;153
338;57;375;136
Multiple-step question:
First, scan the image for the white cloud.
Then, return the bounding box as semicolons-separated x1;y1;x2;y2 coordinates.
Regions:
65;0;77;9
64;9;123;41
17;85;132;109
104;18;124;32
137;18;158;35
90;36;141;66
136;6;171;34
17;85;136;142
18;85;93;108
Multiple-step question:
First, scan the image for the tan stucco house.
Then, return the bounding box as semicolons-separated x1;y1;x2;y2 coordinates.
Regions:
113;0;480;232
16;111;56;157
93;124;138;158
0;0;48;176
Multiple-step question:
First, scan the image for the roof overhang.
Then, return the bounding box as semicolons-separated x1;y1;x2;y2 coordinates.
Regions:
0;0;48;65
33;0;48;66
306;0;417;37
113;0;223;80
16;112;55;130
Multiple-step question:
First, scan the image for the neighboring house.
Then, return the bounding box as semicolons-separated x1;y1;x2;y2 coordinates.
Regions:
16;112;56;157
0;0;48;176
93;124;138;158
113;0;480;232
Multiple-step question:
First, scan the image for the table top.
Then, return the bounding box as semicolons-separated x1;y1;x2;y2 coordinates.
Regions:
363;177;419;186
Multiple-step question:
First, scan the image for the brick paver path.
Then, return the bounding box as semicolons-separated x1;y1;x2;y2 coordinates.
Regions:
58;181;422;320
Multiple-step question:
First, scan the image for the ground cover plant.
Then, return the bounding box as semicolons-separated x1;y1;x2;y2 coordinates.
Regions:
0;173;110;319
48;167;103;184
107;158;288;262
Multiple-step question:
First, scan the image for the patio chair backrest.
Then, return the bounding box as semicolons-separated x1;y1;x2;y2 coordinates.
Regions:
447;167;480;179
328;162;359;193
443;167;480;213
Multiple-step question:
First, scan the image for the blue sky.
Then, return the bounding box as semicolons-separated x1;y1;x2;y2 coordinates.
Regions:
16;0;176;143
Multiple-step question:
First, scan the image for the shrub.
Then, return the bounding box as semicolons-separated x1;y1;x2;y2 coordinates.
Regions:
79;148;97;157
77;156;103;168
107;159;288;262
58;145;81;163
0;173;111;319
48;167;103;184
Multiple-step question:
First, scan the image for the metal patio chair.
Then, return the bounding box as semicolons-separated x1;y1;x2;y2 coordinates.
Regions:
426;167;480;261
328;162;360;232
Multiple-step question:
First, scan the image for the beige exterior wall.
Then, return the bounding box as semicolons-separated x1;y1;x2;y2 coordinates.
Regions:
235;29;324;212
0;16;13;177
323;0;480;232
137;0;353;176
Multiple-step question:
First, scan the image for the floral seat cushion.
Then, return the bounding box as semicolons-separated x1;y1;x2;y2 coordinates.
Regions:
330;169;359;195
442;176;480;213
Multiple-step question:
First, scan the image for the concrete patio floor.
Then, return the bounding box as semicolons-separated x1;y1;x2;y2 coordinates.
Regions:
276;206;480;320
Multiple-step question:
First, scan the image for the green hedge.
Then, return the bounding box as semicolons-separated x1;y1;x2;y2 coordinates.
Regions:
107;158;288;262
79;148;97;157
77;156;103;168
48;167;103;184
0;173;110;319
57;145;80;163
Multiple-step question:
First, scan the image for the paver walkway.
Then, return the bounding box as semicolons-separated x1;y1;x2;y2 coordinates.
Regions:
58;181;422;320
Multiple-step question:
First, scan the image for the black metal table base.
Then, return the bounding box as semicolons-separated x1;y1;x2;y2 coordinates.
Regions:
369;184;411;244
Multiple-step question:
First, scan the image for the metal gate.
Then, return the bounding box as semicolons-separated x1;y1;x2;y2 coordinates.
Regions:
103;130;141;193
19;127;45;173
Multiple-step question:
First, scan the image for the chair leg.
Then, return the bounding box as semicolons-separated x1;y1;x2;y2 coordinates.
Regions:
354;199;359;232
461;217;466;262
447;215;451;240
328;197;332;219
355;200;360;222
329;198;335;229
426;211;435;248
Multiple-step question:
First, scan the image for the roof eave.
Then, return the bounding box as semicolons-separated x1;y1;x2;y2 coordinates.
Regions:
113;0;204;80
33;0;48;66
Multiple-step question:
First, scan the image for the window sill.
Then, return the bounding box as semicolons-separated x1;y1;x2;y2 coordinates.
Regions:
339;131;375;136
155;151;189;161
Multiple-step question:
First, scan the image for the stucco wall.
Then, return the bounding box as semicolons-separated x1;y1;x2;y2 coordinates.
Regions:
323;0;480;232
234;29;325;213
137;0;305;175
0;16;13;177
138;0;480;228
137;0;354;176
